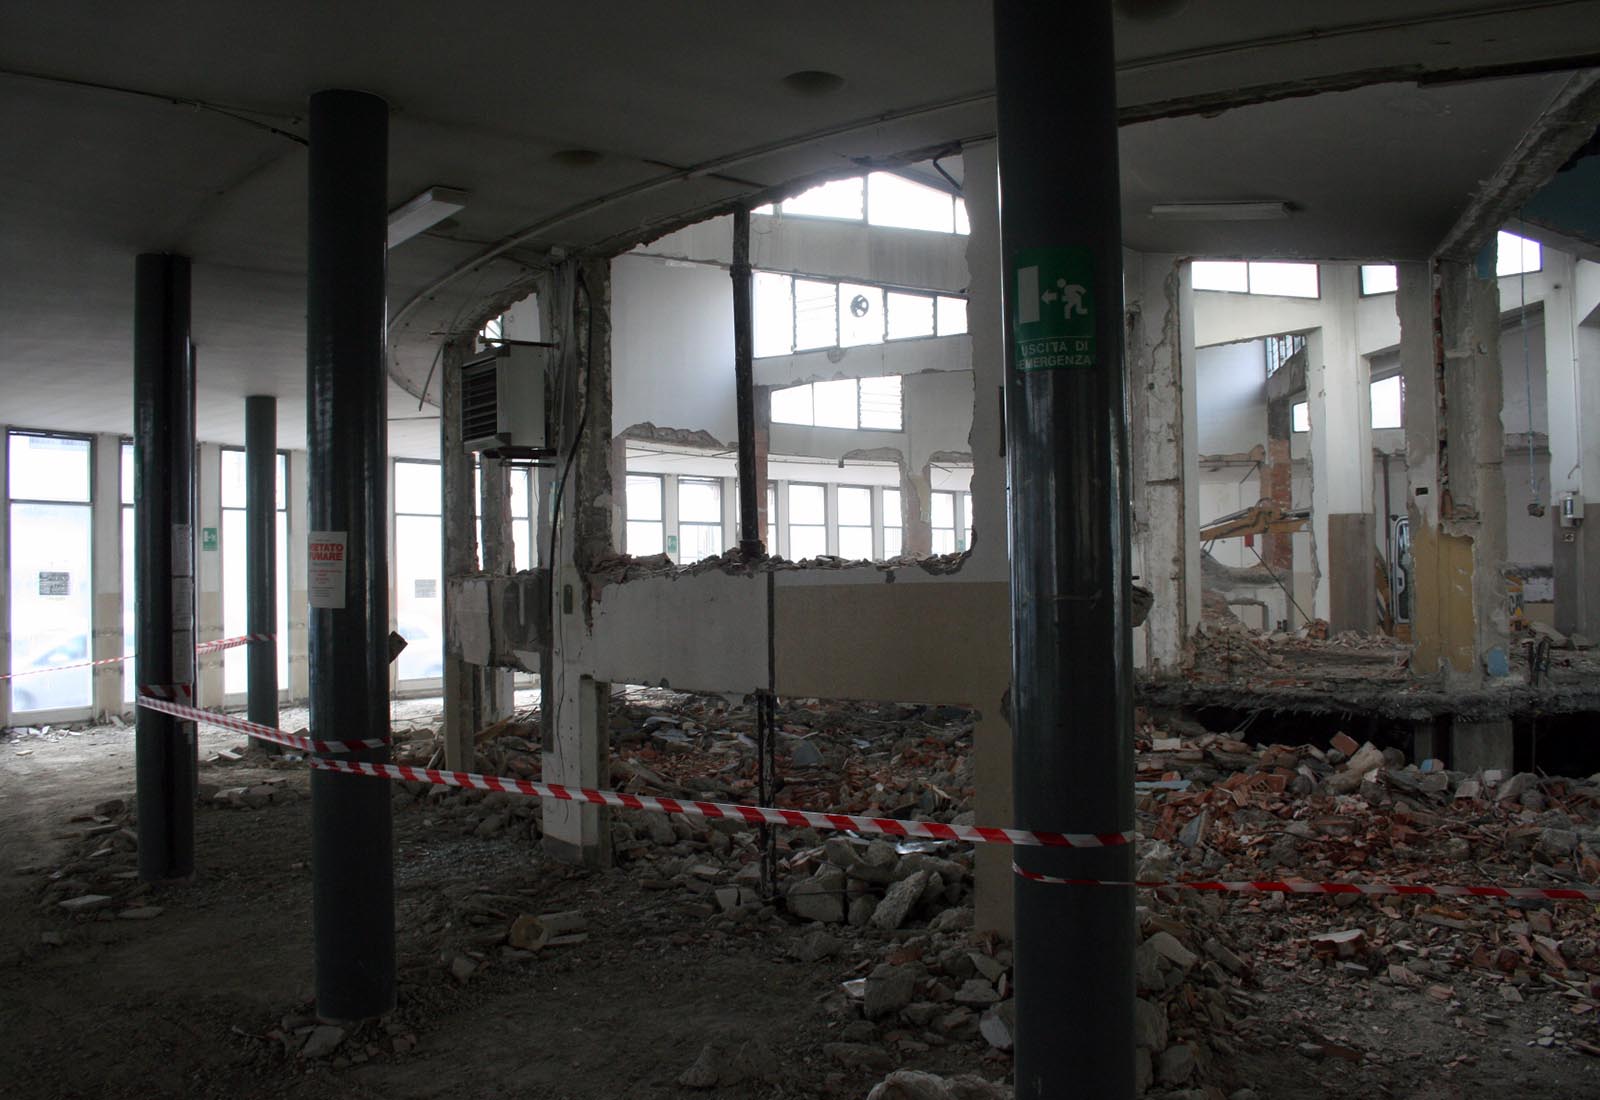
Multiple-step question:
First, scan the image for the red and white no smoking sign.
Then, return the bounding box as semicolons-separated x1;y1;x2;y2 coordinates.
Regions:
308;531;347;609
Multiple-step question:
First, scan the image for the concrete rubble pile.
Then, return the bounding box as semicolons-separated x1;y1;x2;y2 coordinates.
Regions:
25;798;164;928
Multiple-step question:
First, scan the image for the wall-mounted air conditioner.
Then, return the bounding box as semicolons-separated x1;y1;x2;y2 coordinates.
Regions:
460;345;551;455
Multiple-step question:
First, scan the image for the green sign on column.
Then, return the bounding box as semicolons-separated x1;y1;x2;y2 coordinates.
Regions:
1012;247;1096;372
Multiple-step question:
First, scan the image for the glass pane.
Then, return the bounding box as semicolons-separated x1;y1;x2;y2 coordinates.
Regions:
395;513;443;681
8;434;90;503
770;384;813;426
221;450;247;509
122;505;135;702
932;491;955;529
858;376;902;431
931;529;956;555
1360;265;1398;295
1292;402;1310;433
794;279;838;351
626;520;663;556
838;526;872;560
782;177;863;220
962;493;973;552
813;379;858;429
513;519;532;570
954;198;970;236
753;272;794;358
8;502;93;711
838;486;871;526
276;454;287;511
789;525;826;560
789;484;825;526
679;522;723;563
1371;375;1404;429
626;474;662;521
1191;261;1248;293
882;489;901;529
1248;262;1319;298
394;461;441;515
1497;230;1541;276
866;172;955;233
937;296;968;336
886;292;935;340
223;509;247;694
509;468;531;519
120;442;134;505
277;512;289;686
678;477;721;524
883;528;904;558
838;283;884;347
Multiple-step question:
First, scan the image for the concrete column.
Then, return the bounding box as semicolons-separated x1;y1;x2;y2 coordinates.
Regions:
1126;250;1200;671
543;256;614;868
440;337;481;768
195;442;224;704
1397;259;1510;683
720;475;739;552
287;449;310;700
1262;351;1305;624
1306;273;1376;633
478;454;515;717
903;465;933;556
91;433;124;718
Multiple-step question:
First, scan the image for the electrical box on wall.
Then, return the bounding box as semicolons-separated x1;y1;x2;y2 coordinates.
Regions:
460;345;550;456
1559;491;1585;528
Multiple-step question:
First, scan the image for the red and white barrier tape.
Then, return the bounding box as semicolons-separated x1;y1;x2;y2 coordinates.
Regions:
134;696;387;755
310;757;1132;849
2;633;274;681
195;632;275;654
137;683;194;704
1012;864;1600;902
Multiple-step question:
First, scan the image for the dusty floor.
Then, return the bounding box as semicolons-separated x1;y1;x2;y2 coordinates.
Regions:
3;700;1599;1099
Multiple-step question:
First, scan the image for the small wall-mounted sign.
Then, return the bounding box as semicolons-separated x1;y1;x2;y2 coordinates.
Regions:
666;535;679;557
202;526;219;552
414;578;438;599
38;571;69;597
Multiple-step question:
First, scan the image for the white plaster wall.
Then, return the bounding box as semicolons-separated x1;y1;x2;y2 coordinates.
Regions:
1197;469;1259;568
1195;340;1266;455
906;370;976;471
610;254;737;442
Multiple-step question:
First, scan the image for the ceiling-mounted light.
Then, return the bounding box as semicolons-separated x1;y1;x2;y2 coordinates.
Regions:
1149;201;1291;222
387;186;469;248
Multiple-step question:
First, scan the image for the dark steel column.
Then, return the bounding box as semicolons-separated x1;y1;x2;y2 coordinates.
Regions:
995;4;1135;1098
133;252;197;881
306;88;394;1022
245;394;279;742
731;207;762;556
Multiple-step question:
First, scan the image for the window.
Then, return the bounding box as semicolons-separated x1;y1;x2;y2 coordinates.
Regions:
7;433;93;713
1497;230;1541;276
474;463;535;571
1265;333;1306;376
882;489;903;558
932;490;972;554
770;376;903;432
837;487;873;560
754;168;970;236
1370;375;1404;430
752;268;967;357
1360;265;1398;295
121;443;135;703
677;477;723;563
1291;402;1310;433
393;460;443;682
787;483;826;560
625;474;664;555
1192;260;1320;299
220;449;289;697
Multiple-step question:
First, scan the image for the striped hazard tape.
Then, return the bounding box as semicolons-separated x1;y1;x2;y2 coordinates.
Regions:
309;757;1133;849
134;696;387;755
1;633;274;680
1012;864;1600;902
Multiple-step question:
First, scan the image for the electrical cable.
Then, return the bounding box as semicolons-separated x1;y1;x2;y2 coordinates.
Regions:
1517;218;1541;510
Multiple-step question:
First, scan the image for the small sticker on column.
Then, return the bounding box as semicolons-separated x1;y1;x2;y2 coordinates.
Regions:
309;531;347;609
1012;247;1096;372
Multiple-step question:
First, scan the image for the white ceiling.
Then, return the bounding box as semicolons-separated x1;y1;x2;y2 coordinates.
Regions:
2;1;1598;458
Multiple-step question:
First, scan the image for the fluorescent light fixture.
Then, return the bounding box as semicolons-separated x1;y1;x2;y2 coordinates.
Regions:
387;186;469;248
1149;201;1290;222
